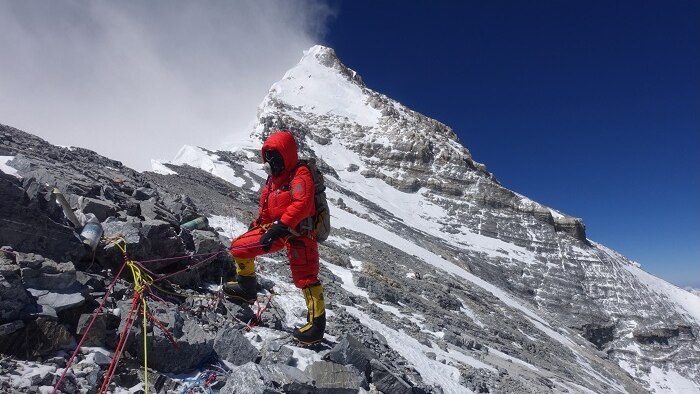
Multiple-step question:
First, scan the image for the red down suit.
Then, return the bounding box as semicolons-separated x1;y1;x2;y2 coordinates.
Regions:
230;131;319;288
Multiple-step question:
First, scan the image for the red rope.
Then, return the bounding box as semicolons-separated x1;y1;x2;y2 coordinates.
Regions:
135;242;263;265
52;259;129;394
148;313;179;350
99;292;141;394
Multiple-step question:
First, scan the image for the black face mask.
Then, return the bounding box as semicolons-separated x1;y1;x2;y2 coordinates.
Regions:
264;149;284;176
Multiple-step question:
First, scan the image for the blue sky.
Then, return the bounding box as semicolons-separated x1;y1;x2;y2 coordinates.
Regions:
323;1;699;287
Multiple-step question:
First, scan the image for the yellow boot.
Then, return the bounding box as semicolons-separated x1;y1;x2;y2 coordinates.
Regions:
293;283;326;345
223;258;257;303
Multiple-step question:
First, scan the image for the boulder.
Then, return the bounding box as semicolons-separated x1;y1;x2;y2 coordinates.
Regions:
305;361;364;393
259;339;295;366
328;334;378;381
140;200;178;224
101;219;186;272
0;173;83;262
27;289;85;313
79;197;117;222
213;324;260;366
19;254;77;290
0;254;31;323
76;312;121;347
191;230;226;255
266;364;316;393
370;359;426;394
219;362;267;394
136;312;214;373
139;219;187;270
132;187;158;201
0;317;74;359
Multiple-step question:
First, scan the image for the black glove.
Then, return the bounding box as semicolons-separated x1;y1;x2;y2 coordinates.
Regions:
260;222;290;251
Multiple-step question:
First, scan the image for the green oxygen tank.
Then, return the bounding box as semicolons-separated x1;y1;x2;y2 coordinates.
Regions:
181;216;208;230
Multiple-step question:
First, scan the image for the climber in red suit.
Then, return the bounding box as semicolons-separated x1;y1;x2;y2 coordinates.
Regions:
225;130;325;344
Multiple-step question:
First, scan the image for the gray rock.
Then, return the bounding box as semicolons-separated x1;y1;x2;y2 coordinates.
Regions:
370;359;422;394
328;334;378;381
191;230;226;255
139;219;187;270
100;219;186;272
136;310;214;373
219;362;267;394
259;339;295;366
213;324;260;365
305;361;363;393
266;364;316;393
0;259;30;323
0;320;24;336
28;288;85;312
140;200;178;224
0;174;83;261
79;197;117;221
133;187;158;201
19;255;77;290
0;317;73;359
76;312;120;347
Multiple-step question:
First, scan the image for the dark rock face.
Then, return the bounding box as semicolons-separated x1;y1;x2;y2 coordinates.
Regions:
0;318;73;359
305;361;364;393
0;172;84;262
0;253;30;323
371;359;425;394
76;312;121;347
136;310;215;373
634;327;681;346
581;322;616;350
327;334;378;381
213;324;260;366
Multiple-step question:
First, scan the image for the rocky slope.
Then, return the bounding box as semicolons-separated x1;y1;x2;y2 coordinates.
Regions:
0;45;698;393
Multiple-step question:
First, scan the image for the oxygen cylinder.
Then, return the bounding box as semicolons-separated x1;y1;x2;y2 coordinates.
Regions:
181;216;208;230
80;222;103;251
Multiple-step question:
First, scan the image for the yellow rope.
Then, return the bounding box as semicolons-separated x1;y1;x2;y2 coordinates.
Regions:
142;296;148;394
118;249;154;394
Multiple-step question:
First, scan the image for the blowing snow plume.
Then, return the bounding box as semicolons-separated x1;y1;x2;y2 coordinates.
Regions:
0;0;334;170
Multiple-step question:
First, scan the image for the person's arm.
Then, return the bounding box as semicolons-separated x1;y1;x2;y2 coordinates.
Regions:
255;179;272;226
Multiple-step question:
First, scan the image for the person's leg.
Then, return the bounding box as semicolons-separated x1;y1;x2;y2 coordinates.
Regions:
225;226;286;303
287;237;325;344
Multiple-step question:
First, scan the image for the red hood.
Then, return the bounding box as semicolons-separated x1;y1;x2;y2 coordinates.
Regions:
261;131;299;179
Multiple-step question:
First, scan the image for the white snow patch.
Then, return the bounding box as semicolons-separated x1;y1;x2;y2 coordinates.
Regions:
208;215;248;240
623;263;700;325
345;305;472;394
488;348;539;371
171;145;247;188
324;261;407;319
150;159;178;175
0;156;20;178
443;346;497;372
460;306;485;328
